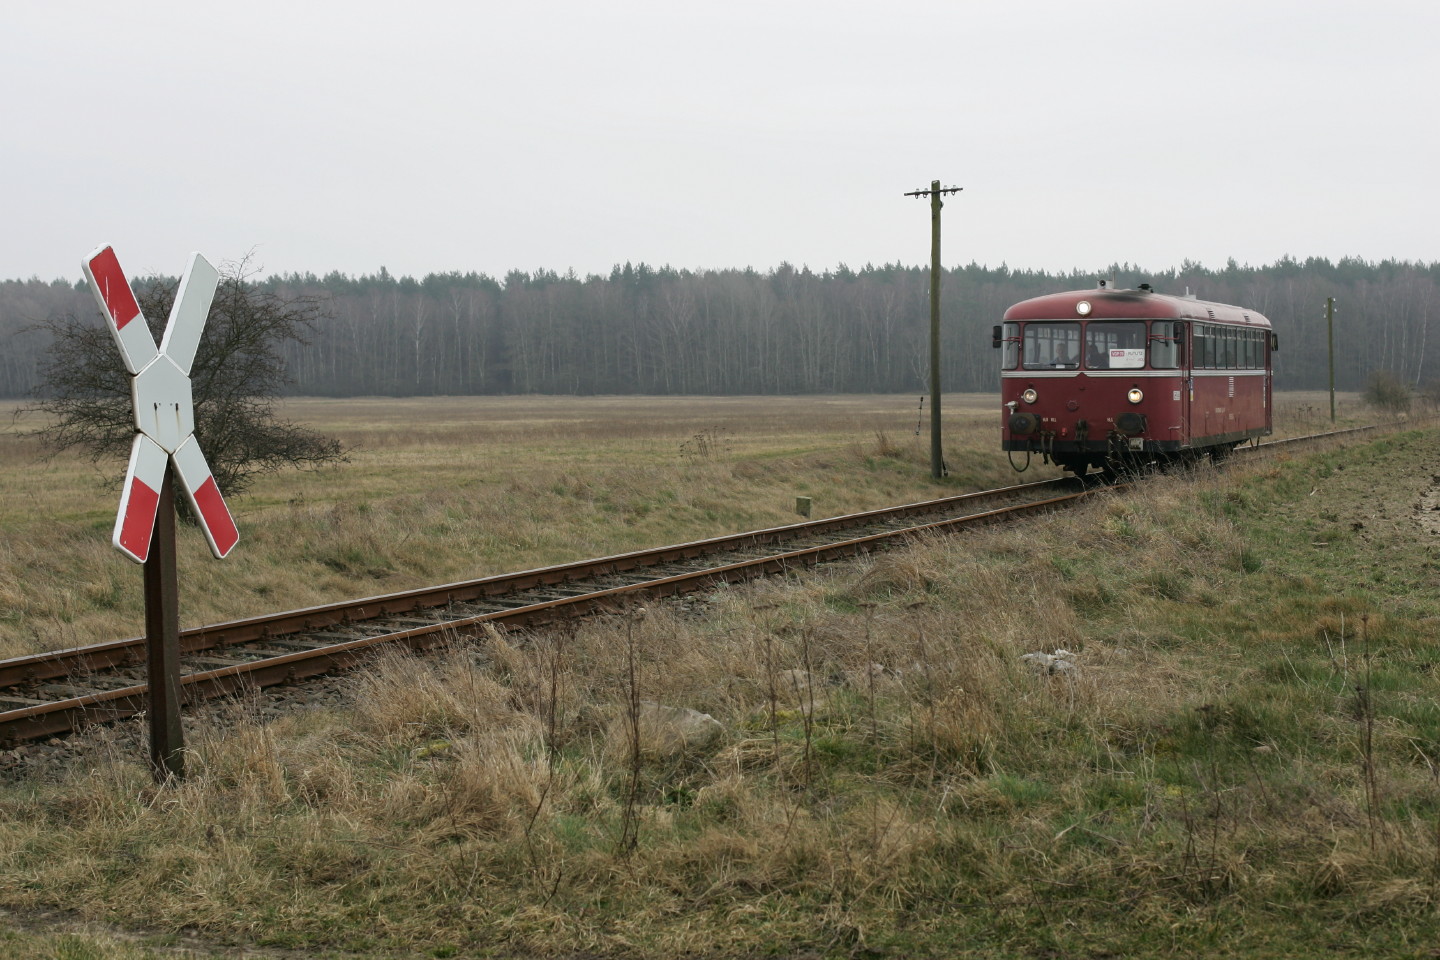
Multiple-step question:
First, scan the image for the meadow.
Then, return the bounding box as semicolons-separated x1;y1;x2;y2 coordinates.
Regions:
4;391;1437;959
0;392;1360;658
1;393;1047;659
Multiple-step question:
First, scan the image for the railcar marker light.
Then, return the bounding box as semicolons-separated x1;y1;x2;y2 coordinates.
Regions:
1022;388;1038;404
1127;388;1144;404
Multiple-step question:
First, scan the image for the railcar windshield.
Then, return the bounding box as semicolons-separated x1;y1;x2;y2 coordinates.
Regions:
1000;322;1020;369
1021;322;1080;369
1083;322;1147;369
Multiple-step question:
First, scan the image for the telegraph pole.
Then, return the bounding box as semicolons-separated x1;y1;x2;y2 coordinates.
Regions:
905;181;962;479
1326;297;1337;423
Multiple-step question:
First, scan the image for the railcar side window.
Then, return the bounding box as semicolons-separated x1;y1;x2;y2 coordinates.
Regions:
1190;323;1269;370
1001;322;1020;370
1021;322;1080;369
1150;321;1179;369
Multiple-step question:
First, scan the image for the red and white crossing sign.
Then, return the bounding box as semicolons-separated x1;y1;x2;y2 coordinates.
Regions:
83;245;239;563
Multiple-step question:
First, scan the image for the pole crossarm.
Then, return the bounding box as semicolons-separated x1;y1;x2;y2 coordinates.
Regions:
903;186;963;199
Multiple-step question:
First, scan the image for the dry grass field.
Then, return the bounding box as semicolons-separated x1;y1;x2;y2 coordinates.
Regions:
0;393;1046;659
5;391;1433;960
0;392;1366;659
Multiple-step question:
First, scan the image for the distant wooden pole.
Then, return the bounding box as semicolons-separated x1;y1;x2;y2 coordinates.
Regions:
928;184;944;479
1326;296;1336;423
144;465;184;781
904;180;962;479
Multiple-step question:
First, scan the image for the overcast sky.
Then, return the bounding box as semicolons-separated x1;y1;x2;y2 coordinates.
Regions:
3;0;1435;283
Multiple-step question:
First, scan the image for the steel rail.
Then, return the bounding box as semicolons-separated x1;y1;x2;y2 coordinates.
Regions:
0;421;1405;747
0;486;1098;744
0;475;1075;690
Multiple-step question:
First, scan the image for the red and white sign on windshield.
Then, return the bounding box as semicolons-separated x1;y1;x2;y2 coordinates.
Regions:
82;245;239;563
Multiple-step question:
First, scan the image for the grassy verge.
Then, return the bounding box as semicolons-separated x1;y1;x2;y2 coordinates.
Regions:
0;409;1434;957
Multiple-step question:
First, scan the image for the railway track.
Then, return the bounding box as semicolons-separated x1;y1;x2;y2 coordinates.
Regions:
0;476;1095;745
0;422;1396;746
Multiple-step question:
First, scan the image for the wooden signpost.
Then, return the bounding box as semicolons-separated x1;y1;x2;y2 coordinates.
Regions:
82;245;239;781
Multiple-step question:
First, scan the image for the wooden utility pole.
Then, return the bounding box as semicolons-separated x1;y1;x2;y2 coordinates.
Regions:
904;180;962;479
1326;297;1337;423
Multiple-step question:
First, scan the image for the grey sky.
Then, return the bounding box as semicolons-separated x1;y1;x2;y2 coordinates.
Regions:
3;0;1435;283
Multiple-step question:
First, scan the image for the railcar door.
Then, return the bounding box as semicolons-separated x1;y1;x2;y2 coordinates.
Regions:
1177;321;1193;447
1149;319;1188;448
1265;329;1275;433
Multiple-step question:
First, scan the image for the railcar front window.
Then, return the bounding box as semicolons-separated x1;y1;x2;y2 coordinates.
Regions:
1084;322;1146;369
1150;321;1179;369
1021;322;1080;369
1001;322;1020;370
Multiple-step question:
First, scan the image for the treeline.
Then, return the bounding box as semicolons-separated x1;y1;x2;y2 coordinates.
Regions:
3;257;1438;399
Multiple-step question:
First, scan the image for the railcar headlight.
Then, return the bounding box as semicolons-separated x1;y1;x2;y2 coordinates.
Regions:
1021;388;1039;404
1127;388;1144;404
1076;301;1092;316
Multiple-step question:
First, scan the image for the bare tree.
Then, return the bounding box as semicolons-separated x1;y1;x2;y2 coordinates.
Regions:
26;260;345;499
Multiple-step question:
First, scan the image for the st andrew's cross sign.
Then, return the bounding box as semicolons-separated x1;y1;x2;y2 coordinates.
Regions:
82;245;239;562
81;244;239;780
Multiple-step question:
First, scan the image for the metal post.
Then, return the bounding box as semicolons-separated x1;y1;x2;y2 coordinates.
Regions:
1326;297;1336;423
144;465;185;781
904;180;962;479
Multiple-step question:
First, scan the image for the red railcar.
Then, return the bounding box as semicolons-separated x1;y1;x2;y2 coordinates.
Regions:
996;281;1276;476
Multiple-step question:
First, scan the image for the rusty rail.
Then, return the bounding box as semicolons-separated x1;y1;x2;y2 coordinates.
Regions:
0;477;1081;745
1;420;1408;748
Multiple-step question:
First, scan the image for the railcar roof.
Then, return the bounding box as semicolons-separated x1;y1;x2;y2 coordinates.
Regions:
1003;288;1272;328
